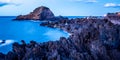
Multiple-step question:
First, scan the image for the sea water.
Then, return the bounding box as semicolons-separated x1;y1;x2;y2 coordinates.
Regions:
0;16;70;54
0;16;87;54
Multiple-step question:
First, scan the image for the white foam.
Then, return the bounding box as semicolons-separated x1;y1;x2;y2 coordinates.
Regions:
0;40;2;43
30;20;40;22
0;40;15;47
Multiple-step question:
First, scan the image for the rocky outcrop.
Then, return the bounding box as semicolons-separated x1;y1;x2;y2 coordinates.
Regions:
39;17;120;60
106;12;120;20
105;12;120;25
14;6;55;20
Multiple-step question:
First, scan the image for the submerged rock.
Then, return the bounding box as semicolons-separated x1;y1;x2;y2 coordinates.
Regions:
0;53;5;60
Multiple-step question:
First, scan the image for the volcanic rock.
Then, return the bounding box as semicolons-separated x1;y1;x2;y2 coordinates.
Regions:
14;6;55;20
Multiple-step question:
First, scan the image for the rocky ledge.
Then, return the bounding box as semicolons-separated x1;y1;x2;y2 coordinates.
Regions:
14;6;55;20
1;15;120;60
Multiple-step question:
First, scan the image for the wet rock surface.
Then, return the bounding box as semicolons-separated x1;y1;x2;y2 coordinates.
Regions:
1;16;120;60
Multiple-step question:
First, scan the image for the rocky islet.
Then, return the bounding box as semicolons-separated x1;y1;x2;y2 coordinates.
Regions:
14;6;68;21
14;6;55;20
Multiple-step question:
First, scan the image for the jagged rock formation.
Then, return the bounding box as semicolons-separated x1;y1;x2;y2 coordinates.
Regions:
1;16;120;60
106;12;120;20
105;12;120;25
14;6;55;20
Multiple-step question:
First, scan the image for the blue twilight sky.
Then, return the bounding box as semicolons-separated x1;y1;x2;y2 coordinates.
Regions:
0;0;120;16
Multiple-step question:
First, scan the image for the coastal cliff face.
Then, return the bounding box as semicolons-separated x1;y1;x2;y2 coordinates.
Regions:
15;6;55;20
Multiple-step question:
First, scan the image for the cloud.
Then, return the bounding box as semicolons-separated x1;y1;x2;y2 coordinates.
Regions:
0;0;11;3
104;3;120;8
70;0;97;3
0;2;9;7
86;0;97;3
0;0;19;7
70;0;82;2
0;0;11;6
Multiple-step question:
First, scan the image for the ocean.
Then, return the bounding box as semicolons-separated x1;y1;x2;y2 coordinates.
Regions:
0;16;90;54
0;16;71;54
64;16;87;19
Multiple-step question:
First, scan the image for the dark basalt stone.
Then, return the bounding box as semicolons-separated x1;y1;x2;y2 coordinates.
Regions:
0;53;5;60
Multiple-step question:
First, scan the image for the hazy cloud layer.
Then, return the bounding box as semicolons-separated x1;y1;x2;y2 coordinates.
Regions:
70;0;97;3
0;2;9;7
0;0;19;7
104;3;120;8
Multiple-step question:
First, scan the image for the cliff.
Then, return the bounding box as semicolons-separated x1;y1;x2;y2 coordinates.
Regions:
14;6;55;20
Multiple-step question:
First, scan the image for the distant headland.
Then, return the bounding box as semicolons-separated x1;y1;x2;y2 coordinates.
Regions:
14;6;68;21
14;6;54;20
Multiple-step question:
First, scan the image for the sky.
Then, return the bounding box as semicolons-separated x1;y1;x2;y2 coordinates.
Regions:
0;0;120;16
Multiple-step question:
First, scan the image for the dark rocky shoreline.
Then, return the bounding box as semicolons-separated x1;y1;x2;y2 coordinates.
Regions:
1;16;120;60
